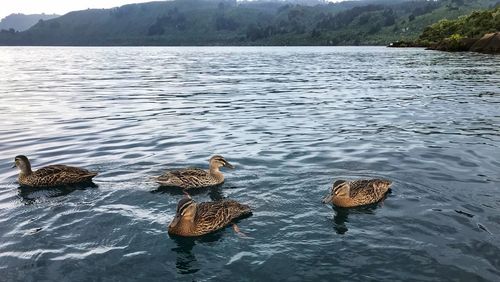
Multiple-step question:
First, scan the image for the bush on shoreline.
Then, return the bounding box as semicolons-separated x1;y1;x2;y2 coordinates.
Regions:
390;6;499;53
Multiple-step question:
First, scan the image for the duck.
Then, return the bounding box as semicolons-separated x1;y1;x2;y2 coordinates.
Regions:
156;155;234;189
13;155;98;188
168;195;252;237
322;179;392;208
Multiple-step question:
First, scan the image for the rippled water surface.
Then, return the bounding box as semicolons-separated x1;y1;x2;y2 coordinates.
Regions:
0;47;499;281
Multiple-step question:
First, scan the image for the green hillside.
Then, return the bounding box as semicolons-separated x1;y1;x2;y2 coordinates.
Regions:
0;0;498;45
419;6;500;44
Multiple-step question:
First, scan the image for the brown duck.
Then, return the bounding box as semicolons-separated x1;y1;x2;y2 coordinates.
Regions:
13;155;98;188
156;155;234;189
168;195;252;237
322;179;392;208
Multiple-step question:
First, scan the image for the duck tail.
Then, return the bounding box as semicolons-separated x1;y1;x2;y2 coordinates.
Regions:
375;179;392;192
155;176;172;186
239;203;253;216
84;171;98;180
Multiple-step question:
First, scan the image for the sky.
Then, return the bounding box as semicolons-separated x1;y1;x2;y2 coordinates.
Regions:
0;0;157;19
0;0;345;20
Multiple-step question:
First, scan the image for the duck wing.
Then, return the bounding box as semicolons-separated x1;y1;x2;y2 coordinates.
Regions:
156;168;211;188
194;200;252;234
349;179;392;198
32;165;97;186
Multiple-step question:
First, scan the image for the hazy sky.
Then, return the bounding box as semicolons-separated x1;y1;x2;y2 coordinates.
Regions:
0;0;344;20
0;0;156;19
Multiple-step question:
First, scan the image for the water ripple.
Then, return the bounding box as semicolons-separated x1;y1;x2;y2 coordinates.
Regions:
0;46;499;281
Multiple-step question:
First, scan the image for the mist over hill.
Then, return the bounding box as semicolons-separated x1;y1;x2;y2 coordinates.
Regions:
0;13;59;32
0;0;497;45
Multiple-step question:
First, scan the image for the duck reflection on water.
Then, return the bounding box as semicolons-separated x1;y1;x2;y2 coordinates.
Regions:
150;184;225;202
170;231;224;275
333;202;382;235
17;182;98;205
330;196;389;235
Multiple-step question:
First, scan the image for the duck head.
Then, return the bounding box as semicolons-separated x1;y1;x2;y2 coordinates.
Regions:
322;180;349;203
169;195;197;229
209;155;234;170
13;155;32;175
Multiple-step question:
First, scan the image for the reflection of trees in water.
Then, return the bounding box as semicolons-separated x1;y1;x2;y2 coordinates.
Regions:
170;232;223;275
17;182;97;205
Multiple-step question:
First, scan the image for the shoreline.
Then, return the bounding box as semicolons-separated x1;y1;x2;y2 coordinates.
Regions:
389;32;500;54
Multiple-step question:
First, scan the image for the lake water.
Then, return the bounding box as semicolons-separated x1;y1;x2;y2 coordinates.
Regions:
0;46;499;281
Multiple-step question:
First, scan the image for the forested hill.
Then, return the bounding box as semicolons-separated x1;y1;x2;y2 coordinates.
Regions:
0;0;498;46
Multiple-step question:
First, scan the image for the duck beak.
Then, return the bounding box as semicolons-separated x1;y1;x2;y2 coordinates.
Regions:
224;161;235;169
322;194;333;204
11;163;16;168
169;215;181;228
182;191;192;199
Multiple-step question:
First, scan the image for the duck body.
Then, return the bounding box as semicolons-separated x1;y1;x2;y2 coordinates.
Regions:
157;168;222;189
168;197;252;237
157;155;234;189
323;179;392;208
14;155;97;188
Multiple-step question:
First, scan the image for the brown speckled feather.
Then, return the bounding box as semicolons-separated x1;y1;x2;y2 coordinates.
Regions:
20;165;97;187
326;179;392;208
168;199;252;237
347;179;391;198
157;168;221;189
157;155;233;190
192;200;251;235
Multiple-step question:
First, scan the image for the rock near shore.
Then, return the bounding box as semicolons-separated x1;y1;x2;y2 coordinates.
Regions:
427;32;500;54
470;32;500;53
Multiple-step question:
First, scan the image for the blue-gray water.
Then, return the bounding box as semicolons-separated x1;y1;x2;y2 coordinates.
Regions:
0;47;499;281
